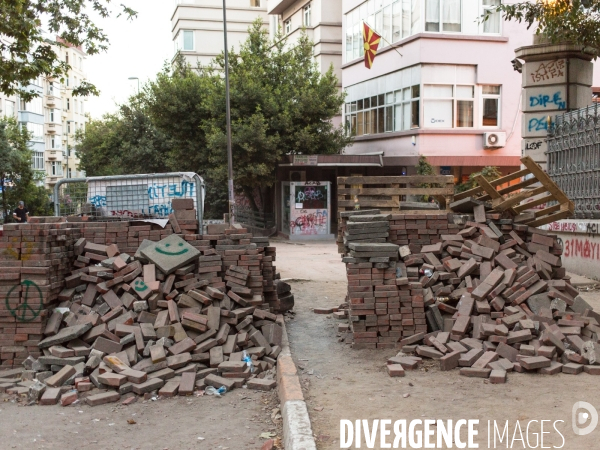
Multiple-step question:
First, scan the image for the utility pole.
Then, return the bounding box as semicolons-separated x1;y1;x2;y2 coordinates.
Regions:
223;0;234;227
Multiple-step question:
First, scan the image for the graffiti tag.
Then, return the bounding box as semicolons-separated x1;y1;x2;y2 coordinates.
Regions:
5;280;43;322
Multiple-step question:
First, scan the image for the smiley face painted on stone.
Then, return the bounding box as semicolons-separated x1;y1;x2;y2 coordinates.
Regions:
134;279;149;292
155;241;189;256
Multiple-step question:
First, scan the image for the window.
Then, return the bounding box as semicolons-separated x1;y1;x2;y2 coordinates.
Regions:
345;0;421;62
481;0;500;33
182;30;194;51
49;136;60;149
20;97;43;115
80;101;84;114
345;84;420;136
423;83;475;128
49;108;55;122
303;4;311;27
51;161;63;176
250;0;261;5
284;19;291;34
25;122;43;141
66;76;70;87
68;168;72;178
66;99;70;111
65;54;69;64
32;152;44;170
482;85;500;127
74;99;78;114
4;100;14;117
79;57;83;70
425;0;461;32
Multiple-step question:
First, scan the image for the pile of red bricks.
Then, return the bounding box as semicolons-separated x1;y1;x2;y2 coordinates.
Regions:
339;206;600;381
0;213;291;405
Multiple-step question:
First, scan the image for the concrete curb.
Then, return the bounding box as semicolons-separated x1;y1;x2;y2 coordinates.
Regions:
277;319;317;450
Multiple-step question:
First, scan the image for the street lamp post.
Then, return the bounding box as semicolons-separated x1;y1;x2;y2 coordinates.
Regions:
223;0;234;227
128;77;140;93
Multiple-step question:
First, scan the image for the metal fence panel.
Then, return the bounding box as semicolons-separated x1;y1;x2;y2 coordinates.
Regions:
53;172;205;230
547;104;600;219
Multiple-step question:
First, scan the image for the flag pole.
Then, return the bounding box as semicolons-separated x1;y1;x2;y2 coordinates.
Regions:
363;20;403;57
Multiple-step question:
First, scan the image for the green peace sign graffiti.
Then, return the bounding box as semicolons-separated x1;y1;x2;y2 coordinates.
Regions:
5;280;43;322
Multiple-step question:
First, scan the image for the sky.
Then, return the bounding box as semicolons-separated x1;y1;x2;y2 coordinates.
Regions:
85;0;174;118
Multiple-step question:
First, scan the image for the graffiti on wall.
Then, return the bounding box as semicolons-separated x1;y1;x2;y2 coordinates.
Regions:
563;238;600;260
87;178;198;218
5;280;43;322
289;209;328;235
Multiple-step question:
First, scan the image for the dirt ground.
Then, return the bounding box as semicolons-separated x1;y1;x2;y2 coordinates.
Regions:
275;239;600;450
0;388;282;450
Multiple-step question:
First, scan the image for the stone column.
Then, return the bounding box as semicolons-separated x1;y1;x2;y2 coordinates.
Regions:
515;41;594;170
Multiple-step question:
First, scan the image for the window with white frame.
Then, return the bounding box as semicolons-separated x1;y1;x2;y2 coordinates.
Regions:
51;161;63;176
20;97;43;115
49;108;55;122
423;84;475;128
425;0;462;32
345;0;422;62
345;85;420;136
26;122;44;141
32;152;44;170
48;81;54;95
49;135;60;149
74;99;78;114
284;19;291;34
481;0;501;33
303;4;311;27
182;30;194;51
481;85;500;127
4;100;14;117
66;98;70;111
250;0;261;6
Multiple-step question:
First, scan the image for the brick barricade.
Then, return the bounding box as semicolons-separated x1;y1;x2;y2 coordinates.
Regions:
343;213;464;349
0;221;278;368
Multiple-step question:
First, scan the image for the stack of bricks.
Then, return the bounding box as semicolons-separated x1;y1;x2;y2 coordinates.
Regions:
0;221;83;367
168;198;199;235
387;213;454;247
0;219;289;368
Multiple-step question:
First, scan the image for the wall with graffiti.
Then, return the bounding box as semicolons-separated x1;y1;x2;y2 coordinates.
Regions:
87;175;200;218
541;219;600;280
288;182;330;236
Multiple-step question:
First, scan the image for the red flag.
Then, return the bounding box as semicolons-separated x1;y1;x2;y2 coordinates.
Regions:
362;22;381;69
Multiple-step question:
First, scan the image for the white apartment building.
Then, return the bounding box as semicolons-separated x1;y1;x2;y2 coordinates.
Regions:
17;37;88;190
172;0;269;68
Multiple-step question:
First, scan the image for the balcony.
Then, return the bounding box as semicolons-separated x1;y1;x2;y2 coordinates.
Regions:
47;123;57;134
46;150;63;162
268;0;294;14
46;96;57;107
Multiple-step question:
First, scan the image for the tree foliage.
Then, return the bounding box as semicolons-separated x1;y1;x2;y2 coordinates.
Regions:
0;118;52;221
0;1;136;101
486;0;600;53
455;166;502;193
77;22;350;219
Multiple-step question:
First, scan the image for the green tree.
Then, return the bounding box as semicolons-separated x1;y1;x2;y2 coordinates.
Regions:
0;118;52;220
486;1;600;53
455;166;502;193
77;99;171;176
0;1;136;101
415;155;435;202
203;21;351;212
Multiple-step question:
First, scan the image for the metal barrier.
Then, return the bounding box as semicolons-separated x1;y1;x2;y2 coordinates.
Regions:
233;206;275;229
53;172;205;229
547;104;600;218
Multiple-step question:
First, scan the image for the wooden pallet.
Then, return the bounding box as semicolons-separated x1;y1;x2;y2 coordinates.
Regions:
453;156;574;227
337;175;455;215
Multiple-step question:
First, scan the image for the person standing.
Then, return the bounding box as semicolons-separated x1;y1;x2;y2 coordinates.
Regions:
13;201;29;223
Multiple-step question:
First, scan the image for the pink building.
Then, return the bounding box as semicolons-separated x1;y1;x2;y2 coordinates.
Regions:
341;0;536;181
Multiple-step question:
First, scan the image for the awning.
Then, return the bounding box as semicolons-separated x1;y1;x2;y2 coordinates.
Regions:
279;154;383;167
425;155;522;167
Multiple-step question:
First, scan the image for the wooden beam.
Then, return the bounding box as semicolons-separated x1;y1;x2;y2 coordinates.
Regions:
533;203;562;218
492;186;547;211
527;209;573;227
337;175;454;185
520;156;571;204
474;175;502;199
513;194;555;213
453;169;531;201
338;187;454;196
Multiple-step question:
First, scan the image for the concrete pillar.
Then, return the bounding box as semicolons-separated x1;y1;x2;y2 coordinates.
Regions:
515;41;594;170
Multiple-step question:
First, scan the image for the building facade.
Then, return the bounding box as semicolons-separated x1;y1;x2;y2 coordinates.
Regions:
340;0;534;181
172;0;269;67
17;37;88;191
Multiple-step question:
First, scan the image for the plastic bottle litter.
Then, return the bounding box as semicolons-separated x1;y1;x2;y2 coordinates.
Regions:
420;268;433;277
242;350;255;373
205;386;227;397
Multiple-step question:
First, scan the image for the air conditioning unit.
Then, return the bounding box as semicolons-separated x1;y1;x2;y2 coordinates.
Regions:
484;132;506;149
290;170;306;182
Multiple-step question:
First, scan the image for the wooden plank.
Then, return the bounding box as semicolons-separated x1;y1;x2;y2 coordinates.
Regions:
520;156;571;204
474;175;502;199
338;187;454;196
513;194;555;213
453;169;531;201
338;200;399;208
534;203;562;218
527;209;573;227
492;186;547;211
337;175;454;185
